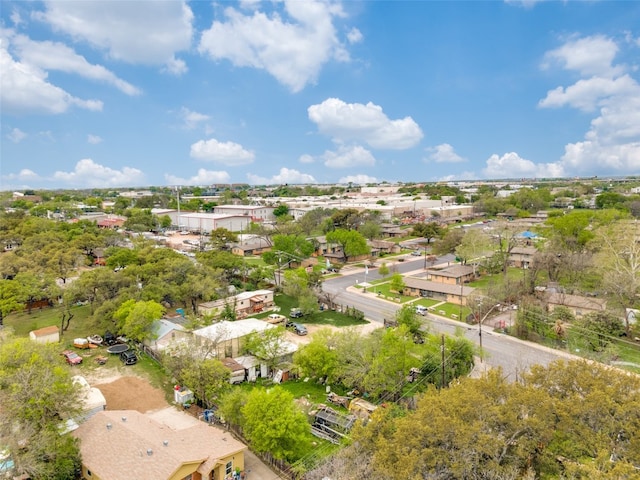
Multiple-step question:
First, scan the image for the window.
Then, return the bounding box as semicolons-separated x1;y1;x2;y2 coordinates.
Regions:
225;461;233;476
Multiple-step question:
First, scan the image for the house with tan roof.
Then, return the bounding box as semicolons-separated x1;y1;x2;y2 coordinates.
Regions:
545;292;607;318
72;409;246;480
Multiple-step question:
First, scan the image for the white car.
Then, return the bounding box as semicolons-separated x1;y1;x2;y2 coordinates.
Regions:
415;305;427;316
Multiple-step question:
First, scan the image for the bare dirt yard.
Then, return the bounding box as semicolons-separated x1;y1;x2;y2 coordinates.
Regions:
94;375;169;413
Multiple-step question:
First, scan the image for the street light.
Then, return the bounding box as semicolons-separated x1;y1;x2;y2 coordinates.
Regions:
478;303;501;363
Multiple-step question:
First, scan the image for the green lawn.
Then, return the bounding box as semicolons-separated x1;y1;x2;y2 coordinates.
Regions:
362;282;414;303
430;302;471;322
5;303;99;342
265;294;369;327
467;268;523;288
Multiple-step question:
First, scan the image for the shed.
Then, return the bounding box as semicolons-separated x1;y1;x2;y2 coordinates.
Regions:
220;358;246;384
29;325;60;344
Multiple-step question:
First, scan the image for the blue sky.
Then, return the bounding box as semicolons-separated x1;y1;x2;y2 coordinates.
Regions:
1;0;639;190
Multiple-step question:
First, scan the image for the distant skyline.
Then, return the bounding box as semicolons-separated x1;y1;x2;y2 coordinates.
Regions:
1;1;639;191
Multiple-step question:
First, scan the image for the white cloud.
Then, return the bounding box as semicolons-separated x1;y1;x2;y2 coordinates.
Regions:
199;0;352;92
299;154;314;164
180;107;210;130
308;98;423;149
483;152;564;179
2;168;39;181
87;134;102;144
190;138;255;166
247;167;316;185
36;1;193;73
539;35;640;176
425;143;465;163
539;75;637;112
438;171;477;182
338;174;377;184
10;33;140;95
541;35;623;77
7;128;27;143
164;169;231;186
10;9;22;26
323;144;376;168
52;159;145;187
347;27;363;44
0;38;103;115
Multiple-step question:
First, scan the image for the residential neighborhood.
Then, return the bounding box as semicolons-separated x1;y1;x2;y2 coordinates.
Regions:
1;178;640;479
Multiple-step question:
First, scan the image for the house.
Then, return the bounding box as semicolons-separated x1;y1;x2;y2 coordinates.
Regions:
379;224;407;238
509;246;537;269
192;318;277;358
424;265;475;286
403;277;475;306
198;290;275;319
72;409;247;480
368;239;401;257
145;319;190;353
28;325;60;344
230;240;271;257
545;292;607;318
192;319;298;372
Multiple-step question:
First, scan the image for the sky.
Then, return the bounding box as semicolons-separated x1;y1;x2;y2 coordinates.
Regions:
1;0;640;191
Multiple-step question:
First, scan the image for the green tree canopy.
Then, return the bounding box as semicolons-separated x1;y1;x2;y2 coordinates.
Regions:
241;387;311;461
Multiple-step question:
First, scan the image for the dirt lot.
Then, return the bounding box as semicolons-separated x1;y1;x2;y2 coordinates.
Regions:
93;375;169;413
284;320;382;345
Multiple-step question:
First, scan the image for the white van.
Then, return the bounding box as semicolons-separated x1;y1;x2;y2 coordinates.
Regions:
415;305;427;316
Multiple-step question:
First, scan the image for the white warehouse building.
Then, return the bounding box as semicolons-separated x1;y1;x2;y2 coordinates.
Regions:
151;209;253;233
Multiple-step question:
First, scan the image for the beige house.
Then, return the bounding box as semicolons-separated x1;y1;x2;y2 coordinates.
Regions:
198;290;274;318
546;292;607;318
73;409;246;480
403;277;475;306
29;325;60;344
509;246;537;269
424;265;475;286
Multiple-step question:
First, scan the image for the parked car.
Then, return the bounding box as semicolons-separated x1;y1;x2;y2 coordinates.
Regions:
120;351;138;365
411;250;422;256
62;350;82;365
266;313;286;325
289;308;303;318
288;322;308;336
415;305;428;316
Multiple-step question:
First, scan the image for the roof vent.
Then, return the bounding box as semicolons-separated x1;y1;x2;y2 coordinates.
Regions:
147;449;153;456
106;423;112;430
163;440;169;447
121;416;127;422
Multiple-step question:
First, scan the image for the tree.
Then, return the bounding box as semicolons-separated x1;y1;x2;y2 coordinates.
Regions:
273;204;290;218
388;272;405;295
208;228;238;250
0;338;82;479
243;327;291;372
377;262;390;279
180;358;231;409
293;329;339;380
326;229;370;262
593;221;640;334
411;222;443;244
432;228;464;255
313;360;640;479
455;229;491;276
573;311;625;352
241;387;311;461
359;220;381;240
0;279;22;326
114;299;165;342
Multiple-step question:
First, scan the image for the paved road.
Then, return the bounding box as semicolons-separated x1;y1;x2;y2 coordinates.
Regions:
322;255;575;380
